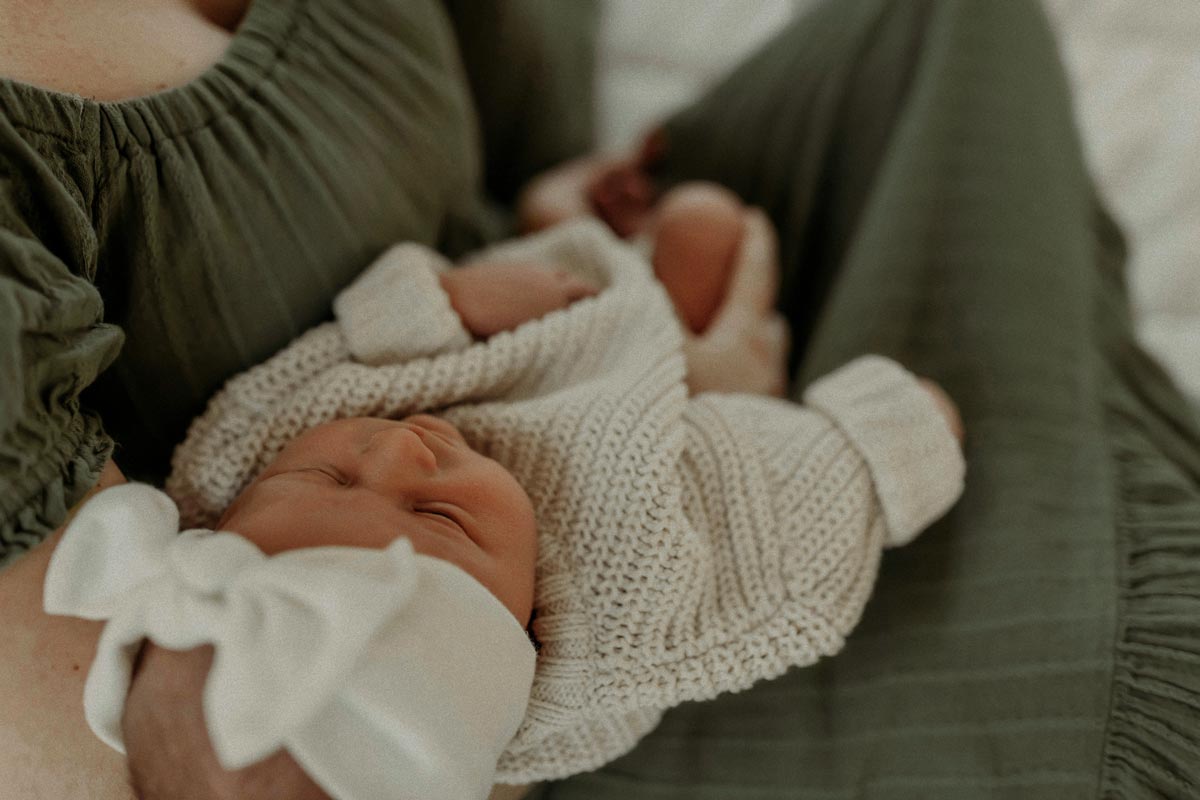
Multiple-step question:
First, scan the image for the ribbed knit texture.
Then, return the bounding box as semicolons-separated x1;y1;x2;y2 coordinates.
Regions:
168;220;964;782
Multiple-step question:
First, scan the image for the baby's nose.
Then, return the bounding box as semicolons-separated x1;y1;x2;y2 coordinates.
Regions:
363;424;438;479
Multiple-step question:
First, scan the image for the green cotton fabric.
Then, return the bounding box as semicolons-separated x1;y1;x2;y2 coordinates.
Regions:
0;0;595;563
443;0;599;208
531;1;1200;799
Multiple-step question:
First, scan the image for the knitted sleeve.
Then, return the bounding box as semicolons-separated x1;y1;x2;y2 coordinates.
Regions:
332;243;471;365
668;356;965;703
799;355;966;547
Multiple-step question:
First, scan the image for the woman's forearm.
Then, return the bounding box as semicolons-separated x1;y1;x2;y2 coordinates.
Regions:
0;459;133;800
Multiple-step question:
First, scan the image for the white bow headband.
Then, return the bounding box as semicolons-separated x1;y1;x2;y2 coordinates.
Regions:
43;483;536;800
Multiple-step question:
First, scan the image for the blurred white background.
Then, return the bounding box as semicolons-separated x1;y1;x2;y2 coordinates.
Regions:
595;0;1200;406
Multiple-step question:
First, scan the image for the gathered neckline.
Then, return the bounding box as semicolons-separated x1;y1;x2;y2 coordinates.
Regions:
0;0;303;146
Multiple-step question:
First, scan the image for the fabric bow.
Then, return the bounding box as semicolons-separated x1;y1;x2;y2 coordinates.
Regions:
43;482;421;769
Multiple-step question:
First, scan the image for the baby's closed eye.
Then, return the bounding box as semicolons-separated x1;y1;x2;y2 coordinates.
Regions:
414;503;467;532
300;465;351;486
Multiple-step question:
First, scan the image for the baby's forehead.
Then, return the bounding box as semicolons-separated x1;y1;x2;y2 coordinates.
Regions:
273;417;391;457
294;416;388;442
217;420;379;522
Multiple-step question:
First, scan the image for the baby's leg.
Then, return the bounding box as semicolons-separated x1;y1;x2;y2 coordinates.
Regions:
650;182;744;334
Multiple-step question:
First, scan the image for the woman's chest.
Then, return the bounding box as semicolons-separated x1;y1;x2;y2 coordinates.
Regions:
0;0;246;102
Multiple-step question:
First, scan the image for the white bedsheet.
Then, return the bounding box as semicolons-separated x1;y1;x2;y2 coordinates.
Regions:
595;0;1200;403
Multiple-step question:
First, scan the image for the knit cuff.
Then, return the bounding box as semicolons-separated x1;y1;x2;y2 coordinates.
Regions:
803;356;965;547
333;243;472;365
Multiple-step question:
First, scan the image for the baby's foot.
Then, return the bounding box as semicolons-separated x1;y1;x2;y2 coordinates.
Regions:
650;182;744;334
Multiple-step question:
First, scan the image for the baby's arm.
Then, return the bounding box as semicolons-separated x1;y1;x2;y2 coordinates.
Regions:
666;356;964;703
334;244;598;365
706;356;965;549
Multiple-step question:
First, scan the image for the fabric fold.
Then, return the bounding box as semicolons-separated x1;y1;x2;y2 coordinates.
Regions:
1099;392;1200;797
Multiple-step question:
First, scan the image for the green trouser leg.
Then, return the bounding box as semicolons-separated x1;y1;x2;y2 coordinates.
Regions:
535;1;1200;798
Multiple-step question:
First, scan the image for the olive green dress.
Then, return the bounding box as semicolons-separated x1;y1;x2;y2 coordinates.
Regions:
0;0;595;557
2;0;1197;798
536;1;1200;798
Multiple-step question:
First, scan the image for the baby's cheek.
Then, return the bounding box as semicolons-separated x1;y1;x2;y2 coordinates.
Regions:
219;508;298;555
221;493;401;555
399;526;474;568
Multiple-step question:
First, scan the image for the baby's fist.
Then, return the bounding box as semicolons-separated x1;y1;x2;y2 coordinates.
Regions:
439;260;601;339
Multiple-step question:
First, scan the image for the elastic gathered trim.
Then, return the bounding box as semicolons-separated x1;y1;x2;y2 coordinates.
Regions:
0;412;112;566
1097;394;1200;798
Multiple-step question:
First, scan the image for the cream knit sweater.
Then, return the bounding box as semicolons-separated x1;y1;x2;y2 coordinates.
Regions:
168;220;965;784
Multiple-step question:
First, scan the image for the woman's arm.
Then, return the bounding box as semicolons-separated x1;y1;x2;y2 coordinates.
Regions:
0;459;133;800
0;108;133;798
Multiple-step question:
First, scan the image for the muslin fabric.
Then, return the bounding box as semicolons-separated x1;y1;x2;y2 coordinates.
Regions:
169;220;964;782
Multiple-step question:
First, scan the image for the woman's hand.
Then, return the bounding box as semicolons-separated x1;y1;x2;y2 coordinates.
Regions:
682;209;791;397
439;260;601;339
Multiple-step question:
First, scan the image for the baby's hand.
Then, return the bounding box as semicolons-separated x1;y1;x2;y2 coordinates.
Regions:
917;379;965;443
439;260;601;338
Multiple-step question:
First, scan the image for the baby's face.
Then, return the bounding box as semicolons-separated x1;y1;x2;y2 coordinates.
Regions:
218;415;537;624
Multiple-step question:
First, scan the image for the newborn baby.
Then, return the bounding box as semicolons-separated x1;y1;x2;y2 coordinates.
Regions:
46;214;966;800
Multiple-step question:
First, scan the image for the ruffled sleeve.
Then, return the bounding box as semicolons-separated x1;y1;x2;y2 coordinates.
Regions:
0;116;123;566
